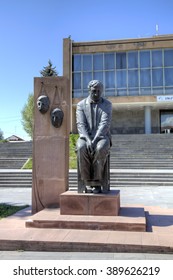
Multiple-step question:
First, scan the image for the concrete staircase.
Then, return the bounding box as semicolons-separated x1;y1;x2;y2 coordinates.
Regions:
110;134;173;169
69;134;173;188
0;170;32;188
0;141;32;169
68;169;173;189
1;134;173;188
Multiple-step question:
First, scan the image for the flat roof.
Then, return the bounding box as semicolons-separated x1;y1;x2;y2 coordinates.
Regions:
71;34;173;47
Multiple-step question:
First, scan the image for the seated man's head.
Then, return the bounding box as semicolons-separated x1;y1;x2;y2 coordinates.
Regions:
88;80;103;103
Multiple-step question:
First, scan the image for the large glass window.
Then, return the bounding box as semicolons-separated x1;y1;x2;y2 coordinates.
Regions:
152;50;162;67
140;51;150;68
73;54;81;71
165;87;173;94
165;68;173;86
93;71;103;81
152;69;163;86
104;53;115;70
83;72;92;89
93;53;103;70
72;48;173;97
152;87;164;95
164;49;173;67
128;52;138;69
105;71;115;88
116;53;126;69
128;88;139;96
128;70;138;87
117;70;126;88
140;88;151;95
73;73;81;89
117;89;127;96
83;54;92;71
140;69;151;87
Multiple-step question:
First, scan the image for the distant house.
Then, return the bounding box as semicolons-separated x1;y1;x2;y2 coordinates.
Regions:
5;135;25;142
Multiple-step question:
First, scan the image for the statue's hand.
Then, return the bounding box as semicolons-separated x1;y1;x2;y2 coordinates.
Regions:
86;138;94;155
91;138;98;151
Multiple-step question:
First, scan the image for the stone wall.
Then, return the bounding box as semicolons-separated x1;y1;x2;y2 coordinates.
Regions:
111;108;160;134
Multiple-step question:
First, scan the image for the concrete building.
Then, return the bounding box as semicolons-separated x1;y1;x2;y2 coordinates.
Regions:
63;34;173;134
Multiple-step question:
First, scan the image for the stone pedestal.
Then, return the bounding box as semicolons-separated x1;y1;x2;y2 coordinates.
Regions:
32;77;70;214
60;190;120;216
26;206;146;232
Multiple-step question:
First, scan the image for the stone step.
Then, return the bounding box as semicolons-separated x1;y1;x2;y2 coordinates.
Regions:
0;174;32;177
0;179;32;183
69;182;173;188
0;183;32;187
69;177;173;183
26;200;146;232
1;170;173;187
111;164;173;168
0;159;27;169
111;160;173;163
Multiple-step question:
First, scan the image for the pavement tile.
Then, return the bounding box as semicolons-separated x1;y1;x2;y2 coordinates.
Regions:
62;229;96;243
141;232;159;246
107;231;126;244
1;191;173;254
157;233;173;247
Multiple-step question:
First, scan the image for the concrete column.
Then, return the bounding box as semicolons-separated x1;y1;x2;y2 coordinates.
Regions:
144;106;152;134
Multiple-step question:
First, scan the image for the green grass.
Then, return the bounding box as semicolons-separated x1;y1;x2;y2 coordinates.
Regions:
0;139;7;143
21;134;79;170
69;134;78;169
22;158;32;169
0;203;29;219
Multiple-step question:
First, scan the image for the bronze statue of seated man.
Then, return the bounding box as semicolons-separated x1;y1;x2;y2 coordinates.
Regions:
76;80;112;193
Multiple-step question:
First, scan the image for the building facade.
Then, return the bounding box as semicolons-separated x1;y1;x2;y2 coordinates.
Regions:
63;35;173;134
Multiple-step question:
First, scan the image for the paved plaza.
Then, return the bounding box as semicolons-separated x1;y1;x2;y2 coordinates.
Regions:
1;184;173;209
0;183;173;260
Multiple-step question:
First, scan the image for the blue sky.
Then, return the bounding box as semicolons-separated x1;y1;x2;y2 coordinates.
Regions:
0;0;173;140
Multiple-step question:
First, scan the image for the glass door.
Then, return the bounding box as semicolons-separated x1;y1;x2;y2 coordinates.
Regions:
160;110;173;133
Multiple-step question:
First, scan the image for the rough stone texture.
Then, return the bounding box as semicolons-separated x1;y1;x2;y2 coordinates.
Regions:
32;77;70;214
60;190;120;216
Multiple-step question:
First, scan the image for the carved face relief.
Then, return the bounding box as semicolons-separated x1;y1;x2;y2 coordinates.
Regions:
50;108;64;128
37;95;50;114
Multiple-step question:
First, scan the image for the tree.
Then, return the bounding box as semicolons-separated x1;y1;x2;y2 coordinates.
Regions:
40;59;58;77
21;93;34;138
21;61;58;138
0;129;4;140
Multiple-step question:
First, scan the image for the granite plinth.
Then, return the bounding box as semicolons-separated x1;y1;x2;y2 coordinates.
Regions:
2;205;173;253
60;190;120;216
25;206;146;232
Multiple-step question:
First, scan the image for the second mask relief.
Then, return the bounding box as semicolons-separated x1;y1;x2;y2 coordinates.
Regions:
50;85;64;128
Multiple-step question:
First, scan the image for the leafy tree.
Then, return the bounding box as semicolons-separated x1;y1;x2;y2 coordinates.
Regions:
0;129;4;140
40;59;58;77
21;93;34;138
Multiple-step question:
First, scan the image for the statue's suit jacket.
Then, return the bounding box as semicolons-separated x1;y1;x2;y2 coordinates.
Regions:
76;96;112;144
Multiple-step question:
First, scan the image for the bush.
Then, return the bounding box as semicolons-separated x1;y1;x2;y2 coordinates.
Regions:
69;134;78;169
